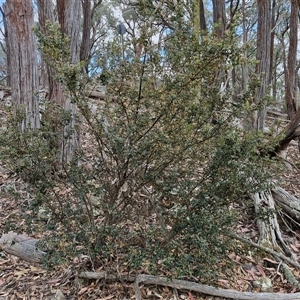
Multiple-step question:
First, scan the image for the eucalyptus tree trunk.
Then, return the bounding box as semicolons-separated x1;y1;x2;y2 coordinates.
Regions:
212;0;226;38
1;5;10;86
37;0;81;166
56;0;81;165
241;0;248;94
250;0;294;258
193;0;207;35
57;0;81;64
270;0;277;102
253;0;271;132
80;0;92;65
199;0;207;31
37;0;64;106
269;0;276;87
212;0;227;92
284;0;299;120
252;1;276;248
37;0;54;88
3;0;40;131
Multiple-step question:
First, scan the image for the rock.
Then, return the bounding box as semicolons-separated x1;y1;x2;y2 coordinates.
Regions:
253;276;272;292
51;290;66;300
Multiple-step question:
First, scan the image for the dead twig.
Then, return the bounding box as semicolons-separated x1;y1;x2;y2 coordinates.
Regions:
229;232;300;269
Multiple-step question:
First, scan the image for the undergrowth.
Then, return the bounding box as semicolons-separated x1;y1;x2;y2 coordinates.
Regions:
0;21;276;282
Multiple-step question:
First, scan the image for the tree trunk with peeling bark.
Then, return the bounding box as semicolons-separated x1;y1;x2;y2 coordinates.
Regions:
251;190;292;257
37;0;81;165
252;0;271;132
56;0;81;165
3;0;40;131
37;0;64;107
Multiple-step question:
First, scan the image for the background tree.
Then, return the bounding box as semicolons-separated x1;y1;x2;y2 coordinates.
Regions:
80;0;92;67
37;0;57;101
212;0;226;38
253;0;272;131
56;0;81;163
284;0;299;120
194;0;207;34
36;0;82;165
3;0;40;131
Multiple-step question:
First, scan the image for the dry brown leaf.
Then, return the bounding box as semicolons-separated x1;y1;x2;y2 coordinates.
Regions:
14;269;28;279
245;267;257;280
263;257;278;265
290;244;299;252
30;266;44;273
256;264;266;277
188;291;195;300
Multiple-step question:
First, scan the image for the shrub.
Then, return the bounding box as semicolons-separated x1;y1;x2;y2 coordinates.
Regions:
0;22;273;281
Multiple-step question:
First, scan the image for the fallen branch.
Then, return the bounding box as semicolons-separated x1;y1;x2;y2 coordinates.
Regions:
134;274;300;300
274;110;300;153
79;271;135;281
79;271;300;300
88;90;106;100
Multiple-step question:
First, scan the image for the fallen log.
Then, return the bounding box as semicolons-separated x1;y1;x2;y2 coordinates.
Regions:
272;186;300;221
0;232;46;263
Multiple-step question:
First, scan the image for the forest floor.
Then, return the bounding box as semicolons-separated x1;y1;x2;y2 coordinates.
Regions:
0;93;300;299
